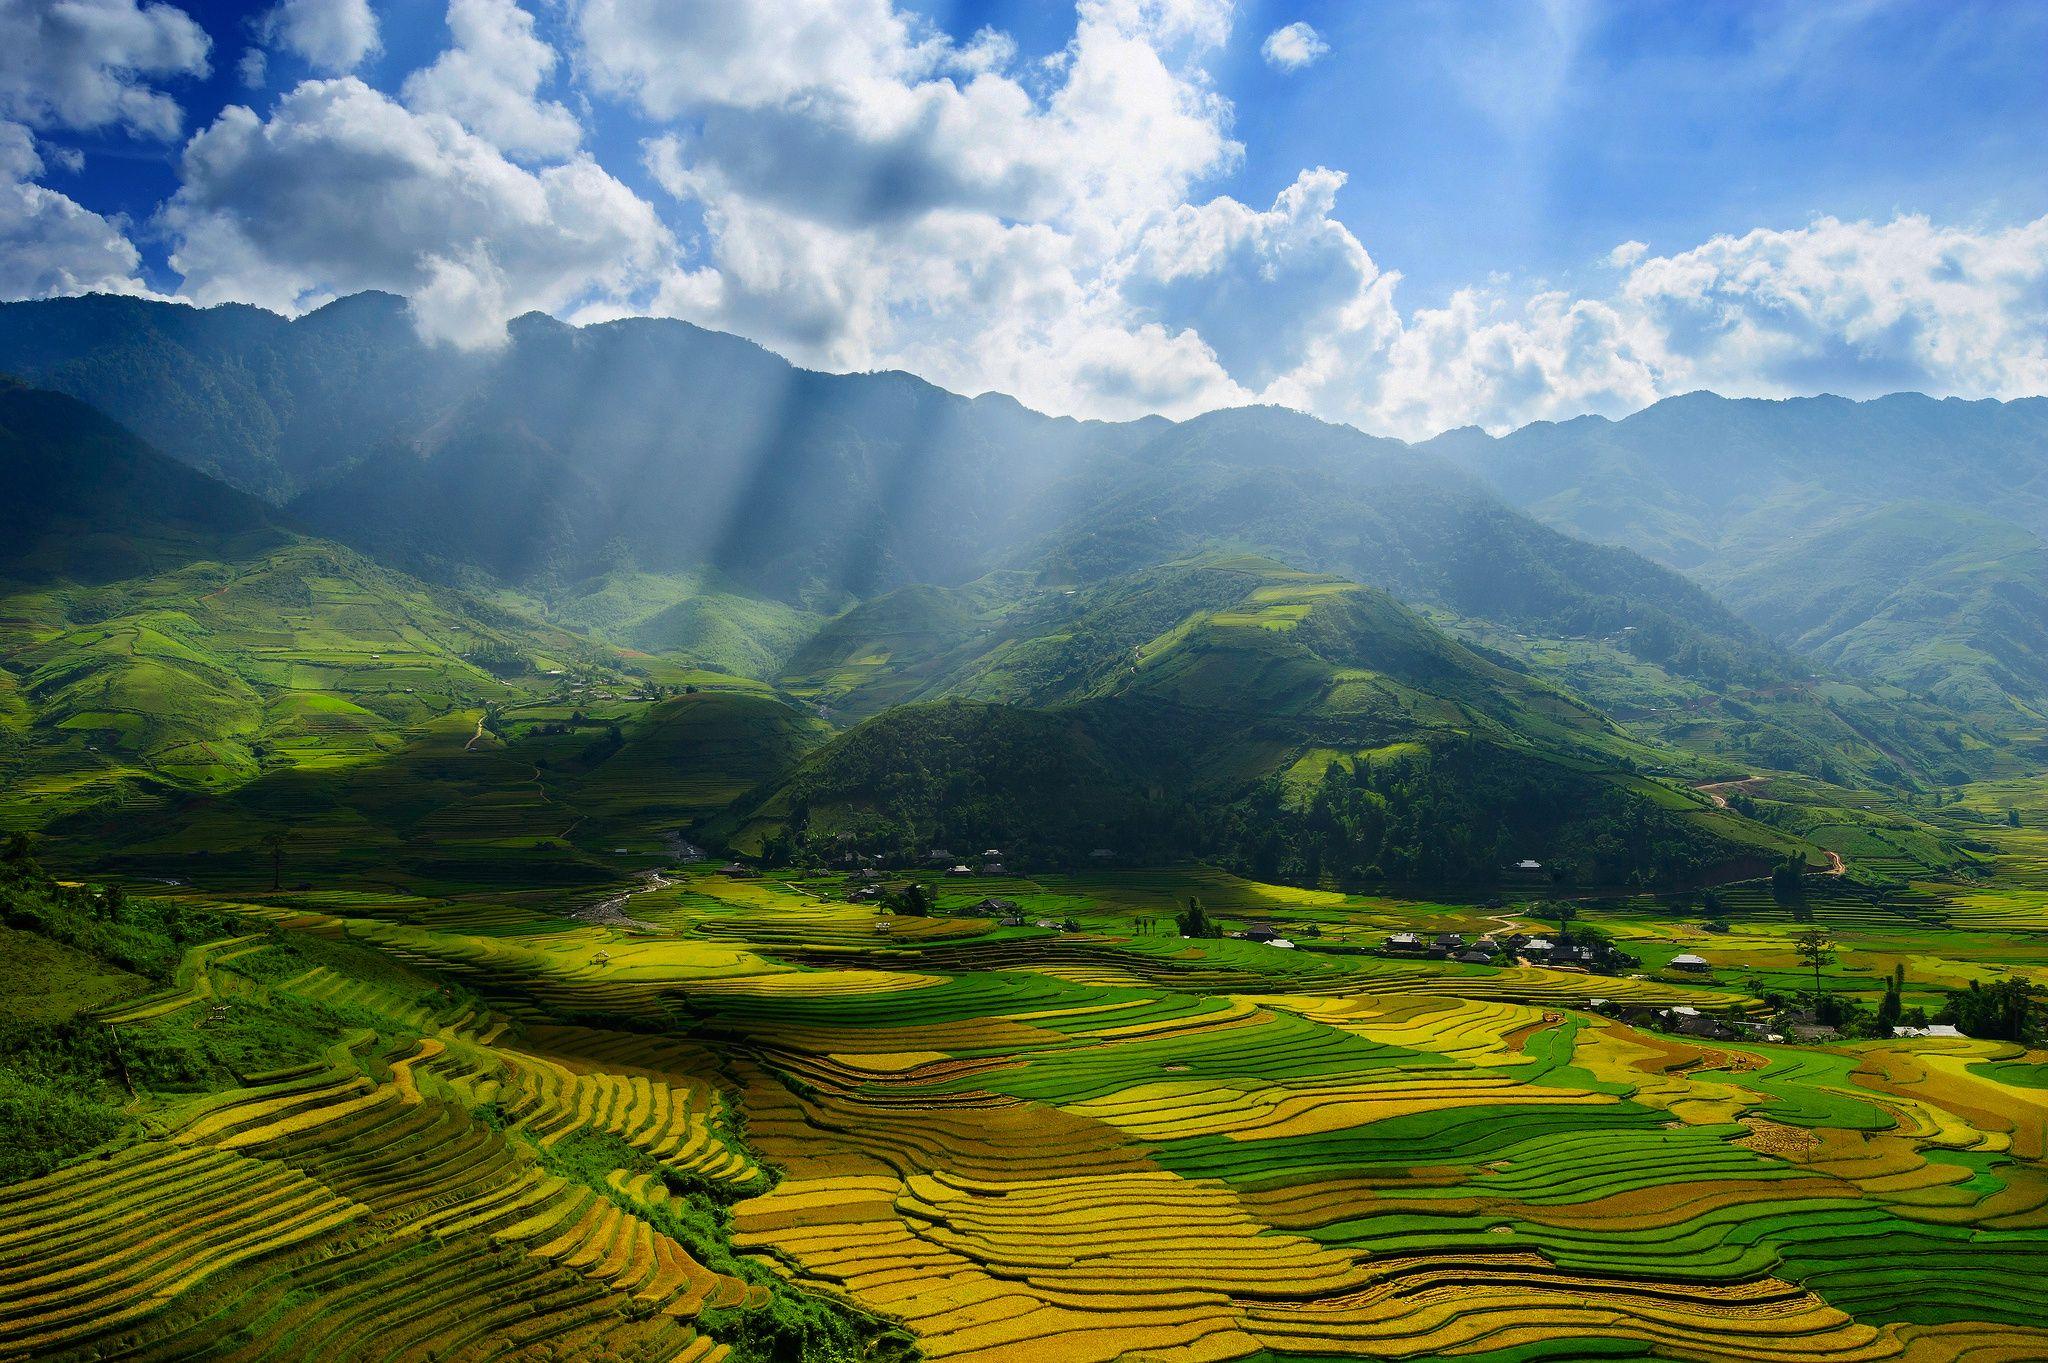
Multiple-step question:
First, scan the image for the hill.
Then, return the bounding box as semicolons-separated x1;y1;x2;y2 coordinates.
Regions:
0;377;284;582
0;296;1794;678
1708;502;2048;725
0;297;2015;790
1433;391;2048;727
0;382;612;831
720;558;1809;889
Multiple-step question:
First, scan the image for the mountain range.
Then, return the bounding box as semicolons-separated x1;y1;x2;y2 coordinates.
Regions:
2;290;2041;890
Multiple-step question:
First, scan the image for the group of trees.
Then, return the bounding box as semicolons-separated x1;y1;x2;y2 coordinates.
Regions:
1943;978;2042;1042
1206;744;1726;891
752;726;1735;897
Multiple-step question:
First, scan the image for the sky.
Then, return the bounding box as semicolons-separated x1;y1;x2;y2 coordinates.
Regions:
2;0;2045;439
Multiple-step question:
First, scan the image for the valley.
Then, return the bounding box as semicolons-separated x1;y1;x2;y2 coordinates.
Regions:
2;296;2046;1361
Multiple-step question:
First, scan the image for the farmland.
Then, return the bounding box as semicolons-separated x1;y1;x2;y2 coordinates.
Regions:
5;843;2045;1362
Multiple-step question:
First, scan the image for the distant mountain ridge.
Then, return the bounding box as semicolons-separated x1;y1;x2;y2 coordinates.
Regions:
0;295;1774;673
1431;389;2048;725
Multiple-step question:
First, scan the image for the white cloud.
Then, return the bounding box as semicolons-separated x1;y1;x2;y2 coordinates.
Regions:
1124;167;1393;388
0;119;153;298
401;0;581;161
261;0;379;75
588;0;1244;416
1260;21;1328;72
0;0;210;139
1618;213;2048;401
1281;212;2048;439
239;47;267;89
163;77;675;347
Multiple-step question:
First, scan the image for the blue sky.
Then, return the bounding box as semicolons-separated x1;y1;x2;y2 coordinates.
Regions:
5;0;2046;436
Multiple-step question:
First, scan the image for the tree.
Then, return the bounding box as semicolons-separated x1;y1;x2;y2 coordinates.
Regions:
1875;964;1905;1036
2009;808;2023;828
892;881;934;917
1176;897;1221;939
1793;927;1834;1008
260;830;290;892
1771;856;1806;906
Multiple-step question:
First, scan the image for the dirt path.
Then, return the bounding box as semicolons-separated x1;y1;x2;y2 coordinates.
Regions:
1694;775;1849;877
464;713;487;751
1694;775;1769;809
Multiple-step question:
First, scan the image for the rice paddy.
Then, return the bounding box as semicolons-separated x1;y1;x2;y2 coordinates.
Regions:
7;851;2044;1362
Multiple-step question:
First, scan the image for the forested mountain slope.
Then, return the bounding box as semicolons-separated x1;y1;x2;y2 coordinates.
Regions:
1433;391;2048;728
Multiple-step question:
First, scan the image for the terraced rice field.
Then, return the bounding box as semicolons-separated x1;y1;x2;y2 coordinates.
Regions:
6;863;2047;1361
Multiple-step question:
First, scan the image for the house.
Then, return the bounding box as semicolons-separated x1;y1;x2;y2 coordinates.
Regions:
847;886;882;902
1515;859;1542;870
1089;848;1116;860
946;864;975;877
1243;926;1280;943
972;896;1019;915
980;862;1008;875
1523;937;1554;955
997;914;1025;927
1895;1023;1964;1039
1384;932;1424;953
1455;949;1493;964
1670;1012;1735;1040
1267;938;1296;949
718;862;756;878
1668;953;1713;973
926;850;956;866
981;848;1004;860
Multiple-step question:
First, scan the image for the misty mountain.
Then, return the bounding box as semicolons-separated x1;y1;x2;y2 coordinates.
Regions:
1433;390;2048;723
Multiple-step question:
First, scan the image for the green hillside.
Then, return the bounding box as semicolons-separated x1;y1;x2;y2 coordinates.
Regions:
1434;391;2048;730
0;383;614;830
1707;503;2048;728
722;558;1810;888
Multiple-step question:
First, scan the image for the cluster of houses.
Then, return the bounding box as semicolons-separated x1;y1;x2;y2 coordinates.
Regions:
1231;923;1322;949
1380;930;1640;972
932;849;1010;876
1593;1000;1965;1046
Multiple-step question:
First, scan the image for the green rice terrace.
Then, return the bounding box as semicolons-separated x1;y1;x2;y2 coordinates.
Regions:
3;797;2046;1362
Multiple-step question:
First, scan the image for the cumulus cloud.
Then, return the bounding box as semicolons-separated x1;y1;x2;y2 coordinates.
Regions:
0;119;153;298
587;0;1245;416
1260;21;1328;72
162;77;674;347
1124;167;1394;388
0;0;209;139
1259;212;2048;438
1618;214;2048;401
401;0;581;161
261;0;379;75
